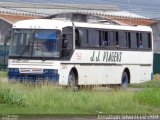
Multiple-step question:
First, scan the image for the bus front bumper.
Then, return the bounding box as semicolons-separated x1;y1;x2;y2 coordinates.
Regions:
8;68;59;82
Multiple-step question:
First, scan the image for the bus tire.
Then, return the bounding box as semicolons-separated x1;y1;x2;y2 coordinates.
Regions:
121;71;129;89
68;70;78;91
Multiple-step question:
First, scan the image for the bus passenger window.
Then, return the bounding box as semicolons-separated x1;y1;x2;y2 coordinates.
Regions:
78;29;88;48
119;31;127;48
136;32;142;48
130;32;137;48
139;40;143;48
75;29;80;46
115;31;119;47
139;33;143;48
137;33;142;48
108;31;114;47
127;32;131;48
88;29;99;48
99;31;102;46
148;33;152;49
102;31;108;47
142;32;149;49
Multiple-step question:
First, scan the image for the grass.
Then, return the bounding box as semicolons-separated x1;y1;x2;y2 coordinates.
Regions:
129;80;160;88
129;74;160;88
135;88;160;107
0;73;160;115
0;80;159;115
0;71;7;77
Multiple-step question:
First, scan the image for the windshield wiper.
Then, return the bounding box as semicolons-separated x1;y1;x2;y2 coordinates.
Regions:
42;55;46;61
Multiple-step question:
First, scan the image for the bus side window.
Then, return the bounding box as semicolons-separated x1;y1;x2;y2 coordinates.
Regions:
102;31;108;47
136;33;139;47
62;27;73;57
130;32;137;49
140;33;142;48
99;31;102;47
127;32;131;48
75;29;80;46
88;29;99;48
75;28;88;48
136;32;142;48
115;31;119;47
148;33;152;49
119;31;127;48
142;32;150;49
108;31;114;47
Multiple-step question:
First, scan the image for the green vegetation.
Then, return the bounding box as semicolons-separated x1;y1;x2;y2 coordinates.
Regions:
0;88;25;106
0;71;7;77
129;74;160;88
0;74;160;114
0;79;159;115
135;88;160;107
129;80;160;88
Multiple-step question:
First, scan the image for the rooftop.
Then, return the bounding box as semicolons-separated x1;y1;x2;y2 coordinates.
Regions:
0;2;148;19
0;2;155;26
0;13;38;24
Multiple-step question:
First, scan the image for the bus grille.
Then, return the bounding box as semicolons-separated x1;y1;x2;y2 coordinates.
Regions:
20;68;43;73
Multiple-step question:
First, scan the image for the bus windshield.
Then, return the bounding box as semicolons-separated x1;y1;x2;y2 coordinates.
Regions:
9;29;60;58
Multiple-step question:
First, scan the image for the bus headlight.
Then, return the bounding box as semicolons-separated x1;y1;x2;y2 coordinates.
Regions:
43;69;58;74
8;68;19;73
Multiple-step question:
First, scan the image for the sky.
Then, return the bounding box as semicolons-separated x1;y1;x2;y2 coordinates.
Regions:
1;0;160;19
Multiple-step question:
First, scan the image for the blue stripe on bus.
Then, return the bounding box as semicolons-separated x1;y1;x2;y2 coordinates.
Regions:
8;71;59;82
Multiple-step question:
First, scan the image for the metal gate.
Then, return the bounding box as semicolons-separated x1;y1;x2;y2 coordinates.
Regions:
153;53;160;74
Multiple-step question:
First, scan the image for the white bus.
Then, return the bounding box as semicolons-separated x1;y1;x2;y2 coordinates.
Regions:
8;19;153;88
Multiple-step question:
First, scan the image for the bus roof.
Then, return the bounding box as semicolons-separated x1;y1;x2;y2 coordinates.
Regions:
13;19;152;32
13;19;72;30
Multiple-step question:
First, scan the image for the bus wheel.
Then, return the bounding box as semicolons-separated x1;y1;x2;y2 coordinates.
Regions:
68;70;78;91
121;71;129;89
